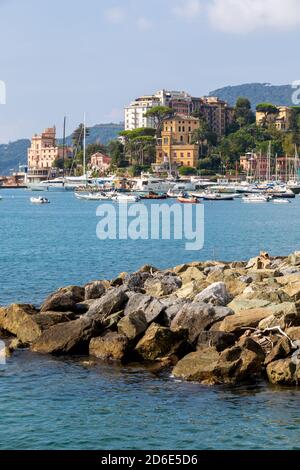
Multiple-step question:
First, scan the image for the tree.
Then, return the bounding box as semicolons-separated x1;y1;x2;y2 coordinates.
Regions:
143;106;174;136
256;103;279;127
119;128;156;165
235;97;255;128
86;143;107;160
178;166;197;176
107;140;127;168
72;123;91;150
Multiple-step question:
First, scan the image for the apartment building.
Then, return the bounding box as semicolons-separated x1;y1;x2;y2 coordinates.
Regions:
256;106;293;131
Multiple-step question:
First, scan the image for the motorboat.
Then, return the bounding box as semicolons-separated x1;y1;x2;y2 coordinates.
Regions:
74;192;110;201
111;193;140;203
177;192;200;204
242;195;270;203
30;197;50;204
167;189;180;198
202;193;235;201
140;191;167;200
273;199;291;204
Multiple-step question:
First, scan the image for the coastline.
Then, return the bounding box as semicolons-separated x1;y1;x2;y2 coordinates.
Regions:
2;250;300;387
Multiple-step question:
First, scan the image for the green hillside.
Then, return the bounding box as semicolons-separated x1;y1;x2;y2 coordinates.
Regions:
209;83;294;108
0;123;124;175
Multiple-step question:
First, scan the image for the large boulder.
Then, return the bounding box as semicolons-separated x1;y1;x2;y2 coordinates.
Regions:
266;358;300;385
125;272;151;291
0;305;72;344
280;282;300;302
227;296;271;313
123;293;165;324
40;286;85;312
173;338;264;385
175;280;208;300
159;298;189;326
170;302;233;344
31;317;99;355
84;281;108;300
218;307;279;334
118;311;148;340
258;302;299;330
288;252;300;267
89;332;129;361
197;331;236;352
194;282;232;306
144;273;182;297
135;323;187;361
179;267;206;285
264;337;292;365
86;287;128;320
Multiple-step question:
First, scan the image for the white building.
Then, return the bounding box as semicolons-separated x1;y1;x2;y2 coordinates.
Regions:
124;89;191;131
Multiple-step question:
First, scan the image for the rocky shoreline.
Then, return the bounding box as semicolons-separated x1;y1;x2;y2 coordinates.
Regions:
2;251;300;386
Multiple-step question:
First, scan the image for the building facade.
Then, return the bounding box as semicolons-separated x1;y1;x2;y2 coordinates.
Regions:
240;152;296;180
256;106;292;131
156;116;200;168
90;152;112;172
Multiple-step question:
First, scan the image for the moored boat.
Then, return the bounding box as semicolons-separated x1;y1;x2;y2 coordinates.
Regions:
30;196;50;204
74;192;110;201
140;191;167;200
203;193;235;201
242;195;270;203
111;193;140;203
177;192;200;204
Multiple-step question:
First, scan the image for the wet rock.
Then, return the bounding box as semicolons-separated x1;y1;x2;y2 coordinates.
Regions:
172;347;220;384
0;304;40;343
118;311;147;340
31;317;99;355
264;337;292;365
266;358;300;385
86;287;128;320
197;331;236;352
7;338;26;353
170;302;233;344
89;332;129;361
144;273;182;297
194;282;232;306
84;281;108;300
40;286;85;312
135;323;187;361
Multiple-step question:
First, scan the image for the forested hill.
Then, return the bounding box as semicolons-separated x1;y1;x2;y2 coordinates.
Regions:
209;83;295;108
0;123;124;175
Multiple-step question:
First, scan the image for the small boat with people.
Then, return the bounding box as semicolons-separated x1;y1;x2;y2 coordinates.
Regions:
177;192;200;204
30;196;50;204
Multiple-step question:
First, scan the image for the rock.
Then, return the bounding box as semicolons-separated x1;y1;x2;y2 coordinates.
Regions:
170;302;233;344
197;331;236;352
246;252;272;270
175;280;208;300
258;302;299;330
194;282;232;306
123;293;165;324
125;272;151;291
135;323;187;361
31;317;99;355
118;311;148;340
7;338;26;353
266;358;300;385
84;281;108;300
40;286;85;312
110;272;128;287
219;307;279;334
286;327;300;341
86;287;128;320
172;347;220;383
137;264;159;274
159;298;188;325
179;267;206;285
281;282;300;302
89;332;129;361
227;297;271;314
144;274;182;297
264;337;292;365
288;252;300;267
0;304;40;344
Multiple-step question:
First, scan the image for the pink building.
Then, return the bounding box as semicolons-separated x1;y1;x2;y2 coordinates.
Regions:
90;152;112;171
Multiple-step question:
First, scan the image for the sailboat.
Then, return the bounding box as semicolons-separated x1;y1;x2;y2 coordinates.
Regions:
287;145;300;194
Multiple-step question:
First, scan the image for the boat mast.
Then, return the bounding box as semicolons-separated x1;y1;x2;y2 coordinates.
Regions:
62;116;66;180
83;112;86;181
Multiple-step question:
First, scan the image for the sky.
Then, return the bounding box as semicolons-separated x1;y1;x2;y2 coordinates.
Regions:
0;0;299;143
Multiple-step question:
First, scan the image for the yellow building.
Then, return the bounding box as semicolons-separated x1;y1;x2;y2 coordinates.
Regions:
256;106;292;131
156;116;200;168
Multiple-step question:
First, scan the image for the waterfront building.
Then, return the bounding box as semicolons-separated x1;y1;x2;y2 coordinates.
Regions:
90;152;112;172
240;152;296;180
27;127;73;184
256;106;292;131
192;96;235;136
155;115;200;168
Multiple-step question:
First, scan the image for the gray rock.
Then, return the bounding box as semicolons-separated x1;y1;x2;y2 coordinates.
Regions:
144;274;182;297
194;282;232;306
197;331;236;352
84;281;107;300
87;286;128;320
124;293;165;324
118;311;148;340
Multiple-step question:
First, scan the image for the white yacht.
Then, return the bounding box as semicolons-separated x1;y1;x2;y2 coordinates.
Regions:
132;176;176;193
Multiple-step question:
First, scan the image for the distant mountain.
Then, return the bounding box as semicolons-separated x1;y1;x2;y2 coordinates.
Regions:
0;139;30;175
209;83;294;108
0;123;124;175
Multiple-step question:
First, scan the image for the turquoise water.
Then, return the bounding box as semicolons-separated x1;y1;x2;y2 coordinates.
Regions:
0;189;300;450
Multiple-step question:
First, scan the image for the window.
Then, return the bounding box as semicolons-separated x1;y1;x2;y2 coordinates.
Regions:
180;136;183;142
188;127;191;132
187;152;191;158
173;152;177;158
182;126;185;132
163;138;169;145
178;126;181;132
180;152;184;158
187;161;190;166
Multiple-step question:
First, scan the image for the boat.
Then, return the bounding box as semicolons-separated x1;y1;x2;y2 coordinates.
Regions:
273;199;291;204
177;192;200;204
74;192;110;201
167;189;180;198
202;193;235;201
111;193;140;203
269;189;295;199
132;175;176;193
30;197;50;204
140;191;167;200
242;195;270;203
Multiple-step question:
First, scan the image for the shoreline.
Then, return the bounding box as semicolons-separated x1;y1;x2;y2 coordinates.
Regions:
1;250;300;387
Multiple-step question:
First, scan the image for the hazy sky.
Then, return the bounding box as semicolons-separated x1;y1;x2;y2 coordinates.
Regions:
0;0;299;142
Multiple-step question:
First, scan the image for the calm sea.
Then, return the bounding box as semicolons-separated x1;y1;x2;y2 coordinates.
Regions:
0;189;300;450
